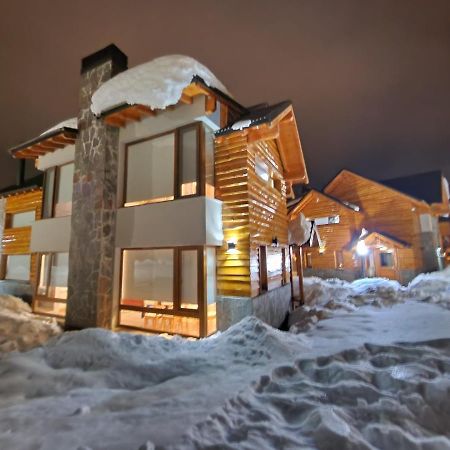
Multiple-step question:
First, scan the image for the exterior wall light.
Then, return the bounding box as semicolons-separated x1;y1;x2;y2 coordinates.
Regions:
356;240;369;256
271;237;279;247
227;241;236;250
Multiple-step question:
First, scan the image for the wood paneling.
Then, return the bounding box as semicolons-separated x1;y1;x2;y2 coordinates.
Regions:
1;189;42;285
215;134;290;297
324;171;428;270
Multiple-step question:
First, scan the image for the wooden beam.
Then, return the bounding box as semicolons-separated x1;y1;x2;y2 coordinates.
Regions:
180;93;193;105
248;124;279;143
135;105;156;116
205;95;216;114
104;115;126;127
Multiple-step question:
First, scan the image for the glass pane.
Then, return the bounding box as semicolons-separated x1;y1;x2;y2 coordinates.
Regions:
204;127;215;198
48;253;69;299
180;250;198;309
180;127;198;196
55;163;74;217
126;134;175;206
255;157;270;182
37;254;51;296
43;168;55;218
121;249;174;309
120;309;200;337
5;254;31;281
10;211;35;228
206;247;217;335
34;300;66;318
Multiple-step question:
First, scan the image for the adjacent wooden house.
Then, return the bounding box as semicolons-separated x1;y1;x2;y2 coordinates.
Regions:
0;171;43;301
290;170;449;283
8;45;308;337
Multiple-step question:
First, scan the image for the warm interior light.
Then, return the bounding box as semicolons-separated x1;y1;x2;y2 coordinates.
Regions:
356;240;369;256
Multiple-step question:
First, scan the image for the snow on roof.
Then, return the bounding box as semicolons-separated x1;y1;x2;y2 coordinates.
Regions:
90;55;229;115
40;117;78;135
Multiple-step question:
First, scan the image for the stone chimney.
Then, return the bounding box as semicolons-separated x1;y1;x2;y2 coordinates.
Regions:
65;44;128;329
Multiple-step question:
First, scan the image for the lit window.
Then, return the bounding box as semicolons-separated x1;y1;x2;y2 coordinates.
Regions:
124;123;206;207
34;252;69;318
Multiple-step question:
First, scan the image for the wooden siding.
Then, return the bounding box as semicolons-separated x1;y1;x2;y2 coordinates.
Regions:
291;191;362;271
215;134;251;296
248;140;288;296
215;136;290;298
1;189;42;286
324;171;429;271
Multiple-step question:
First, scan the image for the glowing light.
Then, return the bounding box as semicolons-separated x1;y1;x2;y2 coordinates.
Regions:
356;240;369;256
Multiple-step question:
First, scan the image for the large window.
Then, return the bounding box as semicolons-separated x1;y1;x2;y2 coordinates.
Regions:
124;123;205;207
120;246;215;337
43;163;74;218
34;252;69;318
3;254;31;281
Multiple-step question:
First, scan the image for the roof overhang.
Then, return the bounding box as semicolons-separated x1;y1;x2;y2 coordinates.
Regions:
348;231;410;251
215;104;308;184
9;127;78;160
101;79;245;128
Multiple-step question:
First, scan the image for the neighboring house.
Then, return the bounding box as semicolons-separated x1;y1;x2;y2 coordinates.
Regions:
439;217;450;266
8;44;308;337
290;170;449;284
0;167;43;301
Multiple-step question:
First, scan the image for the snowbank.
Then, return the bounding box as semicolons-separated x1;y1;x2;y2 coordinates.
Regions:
41;117;78;135
408;266;450;309
0;302;449;449
0;295;61;353
91;55;229;115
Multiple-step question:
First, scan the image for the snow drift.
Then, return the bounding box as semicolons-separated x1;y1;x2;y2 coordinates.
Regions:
91;55;229;115
0;295;61;353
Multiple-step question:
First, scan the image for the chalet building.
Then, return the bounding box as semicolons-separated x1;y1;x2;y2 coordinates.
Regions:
8;44;308;337
290;170;450;284
0;163;43;301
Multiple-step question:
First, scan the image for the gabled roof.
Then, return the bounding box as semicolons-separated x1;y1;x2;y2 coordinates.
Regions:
215;101;291;137
324;169;430;208
382;171;445;205
289;188;362;217
215;101;308;184
347;230;410;250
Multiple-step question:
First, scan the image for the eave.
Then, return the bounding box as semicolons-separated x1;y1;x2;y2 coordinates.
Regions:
9;127;78;160
101;80;245;128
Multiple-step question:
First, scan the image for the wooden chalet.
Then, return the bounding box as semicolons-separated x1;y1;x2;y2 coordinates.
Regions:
290;170;449;283
7;44;309;337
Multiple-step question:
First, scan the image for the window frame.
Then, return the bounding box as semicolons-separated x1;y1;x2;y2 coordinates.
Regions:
0;254;31;281
379;251;395;268
119;246;206;337
34;252;69;304
123;122;205;208
43;161;75;219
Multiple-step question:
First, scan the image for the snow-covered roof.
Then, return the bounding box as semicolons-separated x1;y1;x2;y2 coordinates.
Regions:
40;117;78;135
91;55;230;115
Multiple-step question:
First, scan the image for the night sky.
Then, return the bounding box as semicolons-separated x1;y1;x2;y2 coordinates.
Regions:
1;0;449;190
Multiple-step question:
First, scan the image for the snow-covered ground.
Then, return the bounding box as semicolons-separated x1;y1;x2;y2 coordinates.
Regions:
0;295;61;353
0;269;449;449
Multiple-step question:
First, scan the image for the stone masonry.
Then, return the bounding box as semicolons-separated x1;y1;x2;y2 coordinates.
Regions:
66;45;127;329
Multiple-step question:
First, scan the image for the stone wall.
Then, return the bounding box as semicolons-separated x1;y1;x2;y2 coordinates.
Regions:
216;284;292;331
66;46;127;330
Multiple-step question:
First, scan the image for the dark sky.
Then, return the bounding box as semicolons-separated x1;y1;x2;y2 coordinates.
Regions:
1;0;449;189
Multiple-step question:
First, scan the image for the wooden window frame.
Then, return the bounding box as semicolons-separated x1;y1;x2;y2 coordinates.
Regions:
259;245;268;293
123;122;205;208
118;246;207;337
379;251;395;268
43;161;74;219
305;252;313;269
